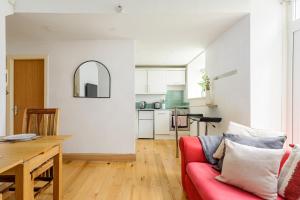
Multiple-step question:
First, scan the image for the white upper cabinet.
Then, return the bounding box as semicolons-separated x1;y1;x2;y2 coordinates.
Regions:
166;70;186;85
135;68;185;94
135;70;148;94
148;70;167;94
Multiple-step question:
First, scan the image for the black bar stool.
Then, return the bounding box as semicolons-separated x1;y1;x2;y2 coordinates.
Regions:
200;117;222;135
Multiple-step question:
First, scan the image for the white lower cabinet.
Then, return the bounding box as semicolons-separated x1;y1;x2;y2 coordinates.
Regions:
135;111;139;138
154;110;170;135
138;110;154;139
138;120;154;138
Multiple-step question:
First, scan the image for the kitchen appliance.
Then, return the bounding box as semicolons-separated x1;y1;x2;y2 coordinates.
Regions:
139;101;146;109
170;108;190;131
138;110;154;139
154;102;161;109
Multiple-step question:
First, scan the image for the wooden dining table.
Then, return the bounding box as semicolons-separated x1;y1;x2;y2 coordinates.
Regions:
0;135;70;200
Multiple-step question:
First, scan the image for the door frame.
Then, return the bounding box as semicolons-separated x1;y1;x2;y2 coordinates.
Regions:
285;1;300;144
6;55;49;135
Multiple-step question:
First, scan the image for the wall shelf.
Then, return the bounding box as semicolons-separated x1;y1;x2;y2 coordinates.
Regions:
206;104;218;108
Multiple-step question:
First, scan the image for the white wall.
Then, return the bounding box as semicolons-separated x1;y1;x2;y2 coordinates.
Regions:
0;14;6;136
189;16;251;135
0;0;14;14
250;0;284;131
187;53;205;99
13;0;250;14
0;0;13;136
206;15;251;133
189;1;286;135
7;40;136;154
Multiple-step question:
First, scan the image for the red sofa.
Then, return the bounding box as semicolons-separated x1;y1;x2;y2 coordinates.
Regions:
179;136;291;200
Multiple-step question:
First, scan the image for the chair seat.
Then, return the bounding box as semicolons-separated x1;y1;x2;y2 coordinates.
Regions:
186;162;284;200
0;183;14;193
199;117;222;123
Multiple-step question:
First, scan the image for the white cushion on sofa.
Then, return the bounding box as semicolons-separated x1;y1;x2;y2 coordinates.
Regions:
213;122;286;159
227;121;286;137
216;140;285;200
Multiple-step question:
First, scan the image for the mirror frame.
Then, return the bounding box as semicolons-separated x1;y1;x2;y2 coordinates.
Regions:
73;60;111;98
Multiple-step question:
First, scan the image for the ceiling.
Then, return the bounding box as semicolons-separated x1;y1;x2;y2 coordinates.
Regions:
6;1;249;65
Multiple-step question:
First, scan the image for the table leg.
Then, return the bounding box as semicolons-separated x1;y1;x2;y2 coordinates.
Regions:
175;108;179;158
53;145;62;200
197;121;200;136
15;163;34;200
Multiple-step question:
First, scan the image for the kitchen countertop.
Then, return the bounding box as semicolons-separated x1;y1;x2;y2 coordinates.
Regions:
137;109;169;111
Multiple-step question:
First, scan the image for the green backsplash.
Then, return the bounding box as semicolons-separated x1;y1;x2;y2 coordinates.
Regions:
165;90;189;109
135;102;154;109
136;90;189;109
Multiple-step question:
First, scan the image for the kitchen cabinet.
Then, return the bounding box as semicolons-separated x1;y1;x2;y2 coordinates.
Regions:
148;70;167;94
138;120;154;138
135;68;185;94
135;70;148;94
135;111;139;138
138;110;154;139
154;110;170;135
166;70;186;85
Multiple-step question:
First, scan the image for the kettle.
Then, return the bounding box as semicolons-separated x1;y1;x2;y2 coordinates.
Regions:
154;102;161;109
139;101;146;109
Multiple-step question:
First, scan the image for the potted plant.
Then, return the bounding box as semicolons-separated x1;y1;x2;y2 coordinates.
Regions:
199;72;213;104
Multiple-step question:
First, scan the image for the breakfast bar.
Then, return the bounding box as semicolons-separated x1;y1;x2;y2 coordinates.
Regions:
174;107;222;157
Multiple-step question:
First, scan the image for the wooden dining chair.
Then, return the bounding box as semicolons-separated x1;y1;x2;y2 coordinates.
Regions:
23;108;60;137
0;108;60;199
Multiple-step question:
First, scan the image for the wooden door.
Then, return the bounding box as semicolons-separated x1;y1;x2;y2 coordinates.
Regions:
14;59;44;133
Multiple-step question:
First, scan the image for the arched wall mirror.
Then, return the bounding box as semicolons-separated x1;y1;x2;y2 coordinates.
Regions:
74;60;111;98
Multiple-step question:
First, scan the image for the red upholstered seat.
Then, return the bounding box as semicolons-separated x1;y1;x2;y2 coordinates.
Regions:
186;162;284;200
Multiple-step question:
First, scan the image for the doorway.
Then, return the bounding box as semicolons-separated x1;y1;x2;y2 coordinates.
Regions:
286;2;300;145
6;57;48;134
292;30;300;144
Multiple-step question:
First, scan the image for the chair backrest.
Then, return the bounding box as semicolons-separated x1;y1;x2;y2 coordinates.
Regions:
22;108;60;136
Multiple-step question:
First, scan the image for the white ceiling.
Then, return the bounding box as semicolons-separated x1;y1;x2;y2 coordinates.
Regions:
6;0;250;65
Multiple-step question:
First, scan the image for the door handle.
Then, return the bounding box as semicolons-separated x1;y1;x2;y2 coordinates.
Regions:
14;105;18;116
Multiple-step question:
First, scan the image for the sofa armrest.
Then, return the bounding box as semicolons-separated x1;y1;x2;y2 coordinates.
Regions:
179;136;207;191
179;136;207;164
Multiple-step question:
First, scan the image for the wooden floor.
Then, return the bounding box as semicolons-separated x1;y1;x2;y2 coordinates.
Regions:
36;139;187;200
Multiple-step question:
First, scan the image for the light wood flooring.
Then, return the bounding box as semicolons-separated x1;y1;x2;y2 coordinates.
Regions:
36;139;187;200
